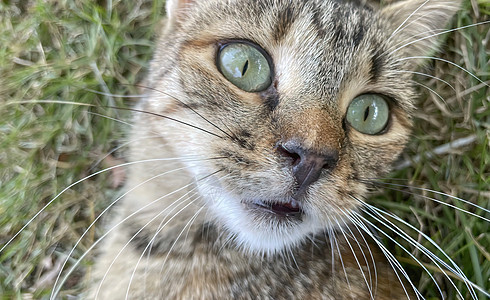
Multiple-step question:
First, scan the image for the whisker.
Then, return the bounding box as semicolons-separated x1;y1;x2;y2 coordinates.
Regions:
411;80;448;105
131;83;238;141
5;100;226;139
151;174;232;261
354;198;466;299
51;163;192;299
105;105;225;139
361;206;475;300
287;247;300;272
88;111;135;128
396;56;490;88
142;194;205;297
50;169;222;299
331;223;353;293
391;14;441;44
338;216;377;299
348;221;379;297
124;196;203;299
95;189;202;300
81;87;150;99
326;226;336;288
389;0;430;39
1;157;203;254
85;83;241;143
390;20;490;55
335;220;374;299
53;180;197;299
394;70;456;91
349;210;423;299
153;204;206;298
363;201;488;298
363;180;490;221
88;135;161;172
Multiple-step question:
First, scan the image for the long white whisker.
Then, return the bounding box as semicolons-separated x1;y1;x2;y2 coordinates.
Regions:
335;220;374;299
89;135;161;172
390;20;490;54
51;164;191;299
363;201;487;298
367;181;490;221
84;85;240;142
145;174;231;295
88;111;134;128
325;226;336;289
346;219;379;297
348;211;419;300
141;193;204;298
389;0;430;39
4;100;95;107
354;198;462;299
394;70;456;91
331;225;353;293
338;216;376;299
288;247;300;272
360;205;473;300
82;88;150;99
136;82;238;141
411;80;447;104
123;197;202;299
391;13;441;44
94;189;201;299
396;56;490;88
149;204;206;298
98;193;200;299
1;157;197;254
52;169;221;299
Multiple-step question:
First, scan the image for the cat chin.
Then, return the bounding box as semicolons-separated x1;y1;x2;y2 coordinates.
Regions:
199;182;328;256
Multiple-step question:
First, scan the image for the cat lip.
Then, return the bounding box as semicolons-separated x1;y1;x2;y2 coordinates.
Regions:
244;198;303;218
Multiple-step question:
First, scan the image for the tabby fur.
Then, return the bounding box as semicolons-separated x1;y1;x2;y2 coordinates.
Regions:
89;0;462;298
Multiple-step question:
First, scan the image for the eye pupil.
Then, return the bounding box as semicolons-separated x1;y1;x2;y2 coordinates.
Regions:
364;106;370;121
218;42;272;92
346;94;389;135
242;60;249;76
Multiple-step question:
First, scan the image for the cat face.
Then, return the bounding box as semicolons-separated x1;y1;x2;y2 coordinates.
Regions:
139;0;459;254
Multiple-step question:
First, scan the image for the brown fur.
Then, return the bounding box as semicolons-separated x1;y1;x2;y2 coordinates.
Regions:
89;0;461;298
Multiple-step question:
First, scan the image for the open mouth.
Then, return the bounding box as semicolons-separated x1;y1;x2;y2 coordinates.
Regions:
245;198;303;218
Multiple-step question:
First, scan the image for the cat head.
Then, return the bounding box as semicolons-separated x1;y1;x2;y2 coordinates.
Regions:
139;0;461;255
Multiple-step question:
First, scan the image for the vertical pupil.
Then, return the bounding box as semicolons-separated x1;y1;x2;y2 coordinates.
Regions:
242;60;249;76
363;105;370;121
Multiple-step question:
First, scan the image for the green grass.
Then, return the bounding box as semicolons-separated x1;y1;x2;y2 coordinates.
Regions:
0;0;488;299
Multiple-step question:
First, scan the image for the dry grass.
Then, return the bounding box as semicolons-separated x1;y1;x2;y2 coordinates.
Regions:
0;0;488;299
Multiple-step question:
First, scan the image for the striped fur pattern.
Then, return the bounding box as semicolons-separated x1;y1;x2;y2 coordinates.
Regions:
89;0;462;298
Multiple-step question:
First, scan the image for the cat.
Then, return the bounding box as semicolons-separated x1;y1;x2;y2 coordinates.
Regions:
1;0;488;299
82;0;488;298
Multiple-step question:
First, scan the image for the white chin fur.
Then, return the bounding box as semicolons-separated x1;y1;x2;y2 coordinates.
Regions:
199;182;326;256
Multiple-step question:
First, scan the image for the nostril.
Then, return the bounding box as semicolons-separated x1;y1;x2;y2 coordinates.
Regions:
276;144;301;166
322;153;339;171
276;141;340;196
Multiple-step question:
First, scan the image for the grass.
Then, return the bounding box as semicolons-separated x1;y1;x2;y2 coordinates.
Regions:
0;0;488;299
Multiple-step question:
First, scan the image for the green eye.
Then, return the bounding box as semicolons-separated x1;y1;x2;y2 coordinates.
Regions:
346;94;390;135
218;43;272;92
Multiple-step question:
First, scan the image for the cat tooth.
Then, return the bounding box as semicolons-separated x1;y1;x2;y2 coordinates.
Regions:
289;199;300;209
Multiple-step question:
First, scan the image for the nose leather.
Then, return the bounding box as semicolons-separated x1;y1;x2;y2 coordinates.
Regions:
279;143;339;197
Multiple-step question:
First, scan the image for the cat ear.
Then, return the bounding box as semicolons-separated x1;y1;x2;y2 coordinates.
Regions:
381;0;461;57
166;0;196;23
